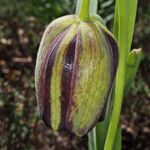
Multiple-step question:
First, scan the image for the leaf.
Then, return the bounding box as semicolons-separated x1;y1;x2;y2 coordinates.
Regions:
113;127;122;150
125;48;142;95
104;0;139;149
125;0;138;53
88;127;97;150
96;119;110;150
113;0;119;39
114;0;138;53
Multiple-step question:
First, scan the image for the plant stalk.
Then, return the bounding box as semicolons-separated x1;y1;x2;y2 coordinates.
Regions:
90;0;98;14
76;0;82;14
79;0;90;20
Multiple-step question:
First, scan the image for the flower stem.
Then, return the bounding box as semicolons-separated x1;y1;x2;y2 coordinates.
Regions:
76;0;82;15
79;0;90;20
90;0;98;14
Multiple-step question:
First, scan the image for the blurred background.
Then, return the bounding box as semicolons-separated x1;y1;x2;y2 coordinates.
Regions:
0;0;149;150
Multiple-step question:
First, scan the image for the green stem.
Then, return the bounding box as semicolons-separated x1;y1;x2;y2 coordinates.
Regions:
76;0;82;14
79;0;90;20
90;0;98;14
76;0;98;17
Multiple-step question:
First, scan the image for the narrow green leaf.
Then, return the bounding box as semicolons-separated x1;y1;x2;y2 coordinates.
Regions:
88;127;97;150
113;0;138;52
113;127;122;150
125;0;138;53
113;0;119;39
125;48;142;95
104;1;128;149
104;0;138;149
95;119;110;150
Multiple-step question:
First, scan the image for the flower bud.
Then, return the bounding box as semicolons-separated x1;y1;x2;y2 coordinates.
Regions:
35;15;118;137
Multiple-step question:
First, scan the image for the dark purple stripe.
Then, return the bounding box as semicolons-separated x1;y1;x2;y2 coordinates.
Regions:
103;32;118;78
39;29;69;127
60;37;77;130
65;32;82;132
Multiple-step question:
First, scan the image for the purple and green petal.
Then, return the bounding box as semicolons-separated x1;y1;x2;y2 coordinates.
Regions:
35;15;118;137
35;15;76;117
66;22;113;136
